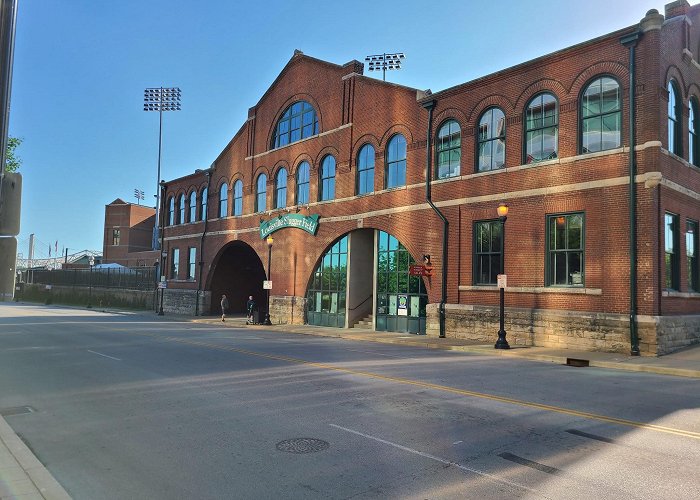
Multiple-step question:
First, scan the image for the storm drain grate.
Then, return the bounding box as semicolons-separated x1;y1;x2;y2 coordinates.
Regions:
276;438;329;454
566;358;590;367
0;406;36;417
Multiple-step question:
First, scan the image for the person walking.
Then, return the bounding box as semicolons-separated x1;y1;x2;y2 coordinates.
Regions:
220;294;229;322
246;295;256;324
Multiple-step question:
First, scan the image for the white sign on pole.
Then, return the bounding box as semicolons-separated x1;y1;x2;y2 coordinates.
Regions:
497;274;507;289
263;280;272;289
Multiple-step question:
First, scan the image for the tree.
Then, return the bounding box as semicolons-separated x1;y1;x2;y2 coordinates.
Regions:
5;136;22;172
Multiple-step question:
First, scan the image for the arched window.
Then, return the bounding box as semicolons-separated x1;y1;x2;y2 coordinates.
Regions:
296;161;310;205
272;101;319;149
477;109;505;171
386;134;407;189
233;180;243;216
256;174;267;213
275;168;287;209
668;80;682;155
581;76;621;153
437;120;461;178
167;197;174;226
178;194;185;224
199;187;208;221
188;192;196;223
219;183;228;218
319;155;336;201
357;144;375;195
525;93;558;163
690;98;698;166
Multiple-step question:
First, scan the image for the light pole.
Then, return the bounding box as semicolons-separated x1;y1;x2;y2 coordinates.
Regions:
87;255;95;309
144;87;181;250
264;235;273;325
364;52;405;81
495;203;510;349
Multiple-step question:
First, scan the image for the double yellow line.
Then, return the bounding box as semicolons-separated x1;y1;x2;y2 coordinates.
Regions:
150;333;700;441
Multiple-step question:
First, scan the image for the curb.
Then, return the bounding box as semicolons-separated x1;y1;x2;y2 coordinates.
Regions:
0;415;71;499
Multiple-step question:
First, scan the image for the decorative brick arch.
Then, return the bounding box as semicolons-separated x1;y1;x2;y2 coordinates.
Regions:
434;107;468;131
351;133;381;171
291;153;314;176
313;146;340;172
665;65;688;101
569;61;628;97
514;79;568;113
271;160;291;180
379;123;414;150
466;95;515;124
266;93;323;150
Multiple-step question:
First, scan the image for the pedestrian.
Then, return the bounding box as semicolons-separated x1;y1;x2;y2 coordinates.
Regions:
246;295;256;324
220;294;229;322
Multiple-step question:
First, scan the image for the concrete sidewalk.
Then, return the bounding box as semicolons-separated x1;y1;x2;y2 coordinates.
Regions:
202;315;700;379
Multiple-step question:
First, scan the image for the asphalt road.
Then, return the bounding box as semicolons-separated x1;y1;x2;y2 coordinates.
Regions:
1;303;699;500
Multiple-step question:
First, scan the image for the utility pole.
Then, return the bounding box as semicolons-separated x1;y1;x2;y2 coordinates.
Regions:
0;0;20;301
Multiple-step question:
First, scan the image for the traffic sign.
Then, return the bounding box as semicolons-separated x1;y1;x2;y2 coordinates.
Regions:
263;280;272;289
497;274;507;289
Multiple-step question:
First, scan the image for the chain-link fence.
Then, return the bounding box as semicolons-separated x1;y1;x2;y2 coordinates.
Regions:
22;267;157;290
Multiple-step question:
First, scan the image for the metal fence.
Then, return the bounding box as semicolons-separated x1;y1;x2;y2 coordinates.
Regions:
22;267;157;290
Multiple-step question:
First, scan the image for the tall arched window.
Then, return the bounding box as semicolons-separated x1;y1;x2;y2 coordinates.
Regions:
177;194;185;224
581;76;621;153
437;120;461;178
272;101;319;149
357;144;375;195
233;180;243;216
256;174;267;212
167;197;174;226
275;168;287;209
319;155;336;201
668;80;682;155
525;93;558;163
219;183;228;218
477;108;505;172
199;187;208;221
690;98;698;166
296;161;310;205
188;192;196;223
386;134;407;189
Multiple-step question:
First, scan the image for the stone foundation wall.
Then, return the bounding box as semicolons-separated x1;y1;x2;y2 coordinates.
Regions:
19;284;156;310
426;304;700;356
269;295;306;325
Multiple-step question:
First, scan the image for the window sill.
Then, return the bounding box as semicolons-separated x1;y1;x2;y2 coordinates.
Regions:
459;285;602;295
662;290;700;298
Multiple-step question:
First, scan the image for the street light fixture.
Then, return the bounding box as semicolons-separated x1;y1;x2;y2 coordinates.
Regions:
264;235;273;325
495;202;510;349
364;52;405;81
144;86;181;250
87;255;95;309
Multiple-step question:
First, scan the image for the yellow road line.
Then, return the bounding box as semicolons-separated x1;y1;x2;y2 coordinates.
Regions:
145;333;700;441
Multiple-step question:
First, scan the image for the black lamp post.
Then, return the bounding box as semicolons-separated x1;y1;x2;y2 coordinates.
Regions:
494;202;510;349
264;235;273;325
87;256;95;309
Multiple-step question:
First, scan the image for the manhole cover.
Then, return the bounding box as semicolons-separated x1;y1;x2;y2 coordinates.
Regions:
276;438;329;454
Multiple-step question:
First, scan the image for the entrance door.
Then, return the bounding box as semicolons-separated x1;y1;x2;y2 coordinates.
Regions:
306;236;347;327
375;231;427;334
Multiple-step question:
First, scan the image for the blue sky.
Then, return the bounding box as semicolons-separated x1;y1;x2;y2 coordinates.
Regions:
10;0;664;258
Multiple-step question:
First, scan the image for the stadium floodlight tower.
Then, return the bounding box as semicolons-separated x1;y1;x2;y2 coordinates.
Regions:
364;52;405;81
144;86;181;250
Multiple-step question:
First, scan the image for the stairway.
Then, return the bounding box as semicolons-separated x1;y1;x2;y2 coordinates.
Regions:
351;314;373;329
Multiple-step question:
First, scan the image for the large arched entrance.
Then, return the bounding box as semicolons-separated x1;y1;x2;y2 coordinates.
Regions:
305;229;427;334
208;242;266;316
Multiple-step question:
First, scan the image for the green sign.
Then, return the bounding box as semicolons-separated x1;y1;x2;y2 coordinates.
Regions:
260;214;320;239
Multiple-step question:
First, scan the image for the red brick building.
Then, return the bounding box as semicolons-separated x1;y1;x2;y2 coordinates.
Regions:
156;1;700;355
102;199;158;267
